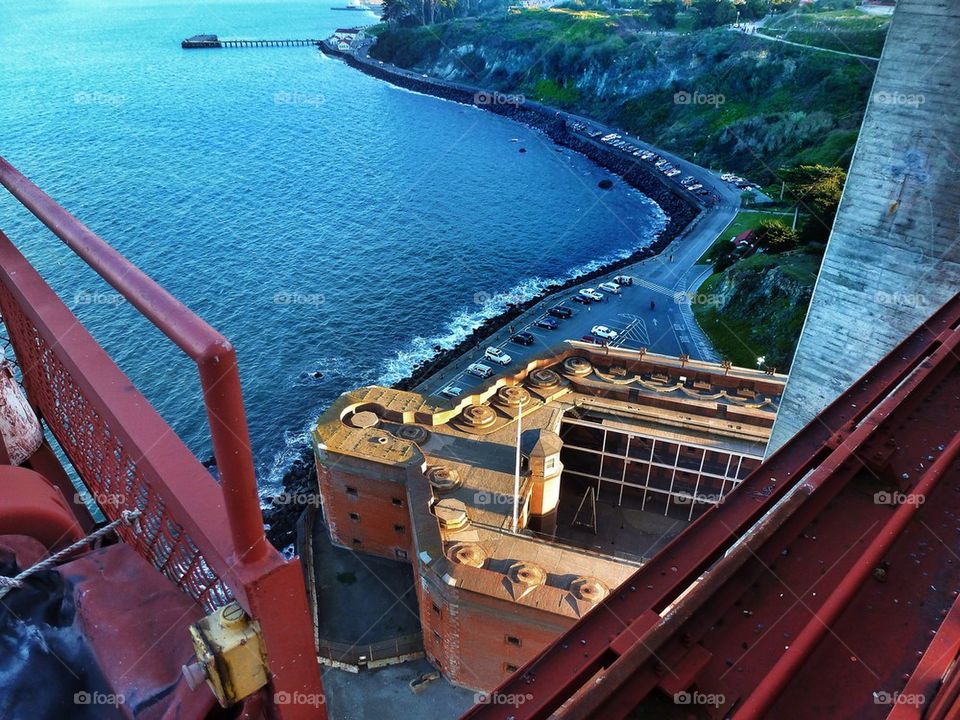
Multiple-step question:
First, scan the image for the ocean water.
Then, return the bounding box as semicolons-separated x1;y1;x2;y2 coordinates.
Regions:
0;0;666;493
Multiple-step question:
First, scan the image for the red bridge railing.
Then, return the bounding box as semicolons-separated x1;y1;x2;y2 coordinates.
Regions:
0;155;324;719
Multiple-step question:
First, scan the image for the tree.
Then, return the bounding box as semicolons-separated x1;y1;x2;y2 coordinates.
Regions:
754;219;798;252
781;165;845;220
649;0;678;28
693;0;737;29
742;0;769;20
780;164;846;243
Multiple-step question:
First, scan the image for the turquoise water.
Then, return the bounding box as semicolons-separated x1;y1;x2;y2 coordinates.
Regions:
0;0;666;491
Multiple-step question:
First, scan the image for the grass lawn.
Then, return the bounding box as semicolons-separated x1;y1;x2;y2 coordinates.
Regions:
763;9;889;57
692;282;765;368
698;211;773;264
692;250;822;369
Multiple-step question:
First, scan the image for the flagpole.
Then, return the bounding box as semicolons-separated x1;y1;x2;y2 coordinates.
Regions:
512;396;522;534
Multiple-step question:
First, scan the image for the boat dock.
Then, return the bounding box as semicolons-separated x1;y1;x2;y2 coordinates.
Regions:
181;34;320;49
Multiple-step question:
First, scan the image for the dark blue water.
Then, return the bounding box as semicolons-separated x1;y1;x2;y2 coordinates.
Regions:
0;0;666;493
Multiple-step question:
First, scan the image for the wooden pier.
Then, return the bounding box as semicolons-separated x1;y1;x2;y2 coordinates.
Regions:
181;34;320;49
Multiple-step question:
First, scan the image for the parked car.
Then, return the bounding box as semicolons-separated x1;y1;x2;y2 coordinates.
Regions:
655;159;670;169
466;363;494;379
579;288;604;302
640;151;655;160
591;325;619;340
688;183;703;191
484;347;512;365
548;306;573;319
571;294;591;305
666;168;682;177
599;281;621;294
535;316;559;330
440;384;464;398
511;332;535;346
614;275;634;286
581;334;601;345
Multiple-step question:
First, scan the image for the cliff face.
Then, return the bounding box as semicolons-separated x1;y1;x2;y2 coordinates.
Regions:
693;250;821;371
370;19;875;180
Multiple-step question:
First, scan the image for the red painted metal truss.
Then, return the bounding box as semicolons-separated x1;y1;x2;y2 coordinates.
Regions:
464;292;960;720
0;156;324;720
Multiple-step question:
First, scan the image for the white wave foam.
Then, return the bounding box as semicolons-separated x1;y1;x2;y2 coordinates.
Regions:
375;220;667;387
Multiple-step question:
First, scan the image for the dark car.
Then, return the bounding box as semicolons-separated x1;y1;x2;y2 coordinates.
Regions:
511;332;535;346
548;306;573;319
535;317;558;330
581;334;602;345
571;294;591;305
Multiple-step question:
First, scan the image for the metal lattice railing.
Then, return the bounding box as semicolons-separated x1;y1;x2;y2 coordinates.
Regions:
0;257;233;611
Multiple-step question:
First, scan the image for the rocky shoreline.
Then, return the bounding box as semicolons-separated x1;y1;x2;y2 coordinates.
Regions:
263;43;705;549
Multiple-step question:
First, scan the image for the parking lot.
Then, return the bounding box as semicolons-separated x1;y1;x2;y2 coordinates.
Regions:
419;270;715;400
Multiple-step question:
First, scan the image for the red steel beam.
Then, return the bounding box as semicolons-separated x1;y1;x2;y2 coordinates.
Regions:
0;155;266;563
462;293;960;720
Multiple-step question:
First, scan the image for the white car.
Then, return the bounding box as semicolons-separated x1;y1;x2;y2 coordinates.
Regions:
614;274;634;286
591;325;619;340
665;168;682;177
441;385;464;398
466;362;494;379
579;288;604;302
599;281;621;294
484;347;512;366
688;183;703;191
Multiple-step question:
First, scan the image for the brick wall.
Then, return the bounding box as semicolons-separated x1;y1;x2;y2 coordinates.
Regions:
316;460;413;561
417;567;572;692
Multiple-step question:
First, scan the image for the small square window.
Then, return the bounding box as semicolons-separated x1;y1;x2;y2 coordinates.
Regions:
505;635;522;647
504;663;518;674
433;630;441;641
392;497;403;507
349;512;360;522
395;548;408;560
345;486;358;497
394;524;406;534
352;538;362;546
432;602;441;615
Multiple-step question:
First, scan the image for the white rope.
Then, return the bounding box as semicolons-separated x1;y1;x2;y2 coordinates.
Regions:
0;509;142;601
